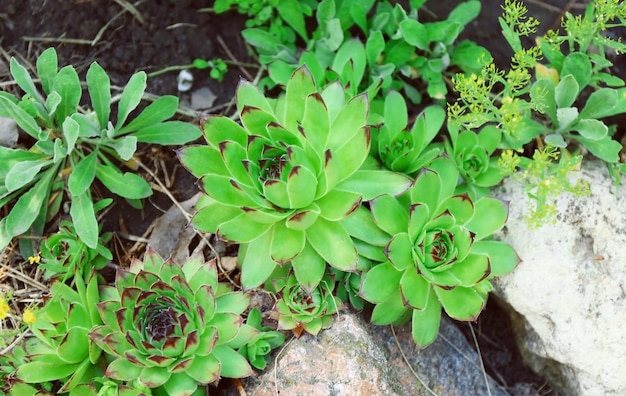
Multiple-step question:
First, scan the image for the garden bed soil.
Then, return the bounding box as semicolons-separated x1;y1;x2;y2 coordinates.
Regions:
1;1;589;394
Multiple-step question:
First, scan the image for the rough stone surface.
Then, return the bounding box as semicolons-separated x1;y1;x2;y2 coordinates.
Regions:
492;160;626;396
0;116;18;147
244;313;506;396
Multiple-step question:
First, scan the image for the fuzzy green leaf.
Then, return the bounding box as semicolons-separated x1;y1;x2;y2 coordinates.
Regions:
52;65;81;124
118;95;177;134
95;163;152;199
115;71;147;130
70;192;98;249
132;121;201;145
86;62;111;129
67;151;98;196
37;47;58;95
573;119;608;141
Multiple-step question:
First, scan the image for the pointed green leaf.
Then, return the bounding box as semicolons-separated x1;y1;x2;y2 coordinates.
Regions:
0;95;42;139
285;206;321;230
575;136;621;163
116;71;147;130
5;159;49;192
327;94;368;151
177;145;229;178
448;253;490;287
16;361;80;383
241;232;276;289
466;197;508;240
52;65;81;124
5;165;55;237
236;78;274;114
472;240;519;276
10;56;43;104
217;214;272;243
212;345;254;378
371;194;409;236
199;173;257;207
132;121;201;145
316;189;361;221
341;205;390;246
284;66;317;130
386;232;414;271
37;47;58;95
286;165;317;208
360;262;403;303
400;269;430;310
579;88;617;119
292;241;326;291
301;93;330;154
434;285;486;321
411;288;441;348
370;289;409;325
306;218;358;271
337;170;412;200
203;116;249;147
57;327;90;364
118;95;177;134
270;221;305;264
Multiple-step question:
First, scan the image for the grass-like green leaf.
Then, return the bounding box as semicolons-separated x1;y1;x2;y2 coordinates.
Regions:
10;56;43;105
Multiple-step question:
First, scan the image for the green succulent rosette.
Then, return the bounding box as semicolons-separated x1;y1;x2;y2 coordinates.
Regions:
271;273;341;337
344;157;519;347
375;91;444;175
445;125;505;198
234;307;285;370
15;272;105;393
90;249;254;396
178;66;411;291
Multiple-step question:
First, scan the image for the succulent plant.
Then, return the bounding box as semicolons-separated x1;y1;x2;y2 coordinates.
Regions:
330;256;371;311
271;273;341;337
445;125;505;198
234;307;285;370
90;248;254;396
374;91;444;175
178;66;411;291
15;272;105;392
343;157;519;347
39;200;113;282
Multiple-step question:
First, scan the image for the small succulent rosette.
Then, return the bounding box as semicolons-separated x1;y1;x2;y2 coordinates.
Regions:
374;90;445;175
15;273;105;393
445;124;505;198
271;273;342;338
343;157;519;347
178;66;411;292
234;307;286;370
90;249;255;396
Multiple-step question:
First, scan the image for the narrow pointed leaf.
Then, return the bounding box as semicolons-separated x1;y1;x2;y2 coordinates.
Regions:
116;71;146;130
86;62;111;129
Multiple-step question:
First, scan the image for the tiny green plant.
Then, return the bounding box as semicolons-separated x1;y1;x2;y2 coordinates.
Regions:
177;65;411;291
271;273;341;337
0;47;201;255
39;199;113;282
343;157;519;347
15;272;105;393
90;248;255;395
235;307;286;370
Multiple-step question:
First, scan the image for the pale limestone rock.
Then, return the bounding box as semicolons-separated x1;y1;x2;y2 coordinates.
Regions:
493;160;626;396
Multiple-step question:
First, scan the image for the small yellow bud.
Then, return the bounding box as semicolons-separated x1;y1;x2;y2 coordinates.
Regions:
0;297;10;320
22;308;37;325
28;254;41;264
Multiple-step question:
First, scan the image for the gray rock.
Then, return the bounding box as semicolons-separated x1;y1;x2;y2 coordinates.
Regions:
244;313;506;396
492;160;626;396
0;116;18;147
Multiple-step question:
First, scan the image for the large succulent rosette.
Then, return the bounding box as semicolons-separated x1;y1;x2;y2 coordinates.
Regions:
343;157;519;347
178;66;411;291
90;249;254;395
